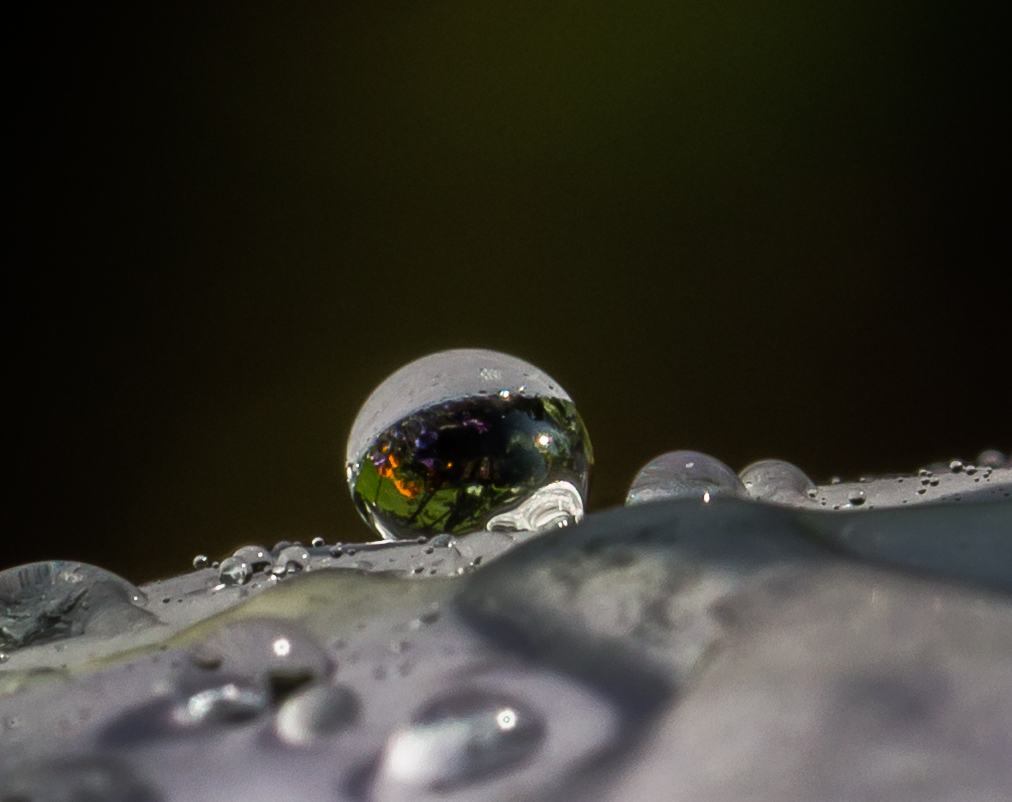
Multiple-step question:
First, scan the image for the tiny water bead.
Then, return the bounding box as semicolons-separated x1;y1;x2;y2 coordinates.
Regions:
626;451;746;506
347;350;592;541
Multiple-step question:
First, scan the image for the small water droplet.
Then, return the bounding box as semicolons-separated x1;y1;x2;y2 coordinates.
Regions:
346;350;592;540
217;557;252;586
626;451;745;505
848;489;866;506
976;449;1007;468
278;546;310;573
949;459;964;473
192;555;209;569
233;545;273;572
738;459;816;505
311;536;326;548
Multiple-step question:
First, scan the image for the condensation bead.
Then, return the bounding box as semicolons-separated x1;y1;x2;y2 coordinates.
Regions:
373;689;545;799
346;349;593;541
0;561;151;653
626;451;746;506
739;459;817;505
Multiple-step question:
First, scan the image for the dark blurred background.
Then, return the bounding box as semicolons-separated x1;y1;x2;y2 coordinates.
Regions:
7;1;1008;583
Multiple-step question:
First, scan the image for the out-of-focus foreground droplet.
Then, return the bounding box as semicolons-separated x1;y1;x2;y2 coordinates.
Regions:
346;350;592;540
626;450;746;505
372;690;545;800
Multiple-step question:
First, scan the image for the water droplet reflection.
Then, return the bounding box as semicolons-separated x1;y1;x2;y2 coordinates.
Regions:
346;350;592;540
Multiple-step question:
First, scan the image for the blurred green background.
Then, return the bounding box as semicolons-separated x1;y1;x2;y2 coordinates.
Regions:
7;1;1007;583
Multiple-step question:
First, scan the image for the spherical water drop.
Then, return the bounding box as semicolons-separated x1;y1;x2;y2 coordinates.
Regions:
848;489;867;507
373;689;545;798
217;557;251;587
311;536;326;548
738;459;816;505
274;683;360;746
346;350;592;540
192;554;209;569
949;459;964;473
625;451;745;506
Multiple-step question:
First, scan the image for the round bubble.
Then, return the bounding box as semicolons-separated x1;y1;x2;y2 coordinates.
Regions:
346;350;592;540
739;459;817;506
626;451;745;506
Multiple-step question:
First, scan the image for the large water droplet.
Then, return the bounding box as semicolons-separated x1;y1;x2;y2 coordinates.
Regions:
373;689;545;798
739;459;816;505
625;451;745;505
0;561;151;653
346;350;592;540
274;683;360;746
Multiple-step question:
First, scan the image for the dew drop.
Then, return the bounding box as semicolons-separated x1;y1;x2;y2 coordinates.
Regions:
738;459;816;505
192;555;209;569
373;689;545;797
625;451;745;505
848;489;867;507
217;557;251;587
949;459;964;473
346;350;592;540
311;536;326;548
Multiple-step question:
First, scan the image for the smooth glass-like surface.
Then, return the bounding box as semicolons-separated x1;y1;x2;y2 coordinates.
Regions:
348;350;592;540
